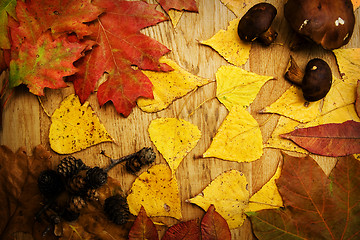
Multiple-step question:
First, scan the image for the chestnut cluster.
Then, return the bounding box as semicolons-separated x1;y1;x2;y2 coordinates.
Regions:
237;0;355;102
35;147;156;237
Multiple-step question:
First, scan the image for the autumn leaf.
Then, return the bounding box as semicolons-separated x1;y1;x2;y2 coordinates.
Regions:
203;105;263;162
248;153;360;240
263;77;356;123
220;0;258;17
201;18;251;66
70;0;172;117
353;0;360;9
0;145;52;240
201;205;231;240
188;169;250;229
281;120;360;157
216;65;273;110
49;94;113;154
148;118;201;173
333;48;360;84
162;219;201;240
356;81;360;117
127;164;182;220
138;57;211;113
26;0;103;38
157;0;198;13
0;0;17;49
128;206;159;240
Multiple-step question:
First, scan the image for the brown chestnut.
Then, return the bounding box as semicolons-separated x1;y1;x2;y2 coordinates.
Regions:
237;3;278;46
284;0;355;50
285;56;332;102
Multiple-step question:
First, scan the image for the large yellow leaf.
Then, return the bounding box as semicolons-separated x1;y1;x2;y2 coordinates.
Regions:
49;94;113;154
203;105;263;162
333;48;360;84
201;18;251;66
138;58;211;112
148;118;201;172
216;65;273;110
264;78;356;123
187;170;249;229
127;164;182;219
246;163;283;212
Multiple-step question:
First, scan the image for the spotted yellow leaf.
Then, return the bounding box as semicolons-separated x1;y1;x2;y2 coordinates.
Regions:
201;18;251;66
187;170;249;229
352;0;360;10
138;58;211;112
246;163;283;212
148;118;201;173
216;65;273;110
127;164;182;219
264;77;356;123
49;94;113;154
333;48;360;84
203;105;262;162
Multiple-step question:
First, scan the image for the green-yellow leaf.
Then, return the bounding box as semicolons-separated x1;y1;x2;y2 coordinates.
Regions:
203;105;263;162
148;118;201;173
201;18;251;66
138;58;211;113
216;65;273;110
49;94;113;154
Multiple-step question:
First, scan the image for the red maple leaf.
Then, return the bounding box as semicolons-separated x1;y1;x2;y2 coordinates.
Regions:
70;0;172;116
157;0;198;13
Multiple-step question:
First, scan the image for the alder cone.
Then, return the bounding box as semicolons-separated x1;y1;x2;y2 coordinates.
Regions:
104;195;130;225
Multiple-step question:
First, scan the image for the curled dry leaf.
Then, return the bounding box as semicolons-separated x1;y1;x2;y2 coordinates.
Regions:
0;145;52;240
201;205;231;240
281;120;360;157
49;94;113;154
201;18;251;66
148;118;201;173
127;164;182;220
216;65;274;111
203;106;263;162
138;58;211;113
249;153;360;240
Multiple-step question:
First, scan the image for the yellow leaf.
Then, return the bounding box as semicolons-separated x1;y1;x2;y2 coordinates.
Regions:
127;164;182;219
138;58;211;113
187;170;249;229
216;65;273;110
220;0;257;17
265;116;308;154
201;18;251;66
148;118;201;172
264;77;356;123
352;0;360;10
333;48;360;84
246;163;283;212
203;106;263;162
168;9;183;27
49;94;113;154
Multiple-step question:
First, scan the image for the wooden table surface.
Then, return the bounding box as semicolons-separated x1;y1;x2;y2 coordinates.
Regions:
1;0;360;239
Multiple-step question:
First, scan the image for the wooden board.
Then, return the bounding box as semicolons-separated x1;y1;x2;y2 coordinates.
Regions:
1;0;360;239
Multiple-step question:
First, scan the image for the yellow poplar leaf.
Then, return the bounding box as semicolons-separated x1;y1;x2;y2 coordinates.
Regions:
265;116;308;154
246;163;283;212
201;18;251;66
264;77;356;123
49;94;113;154
138;58;211;112
333;48;360;84
127;164;182;219
168;9;183;27
148;118;201;172
203;105;263;162
187;170;249;229
216;65;273;110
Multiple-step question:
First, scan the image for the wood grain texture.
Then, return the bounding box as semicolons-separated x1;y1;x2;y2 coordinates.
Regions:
1;0;360;239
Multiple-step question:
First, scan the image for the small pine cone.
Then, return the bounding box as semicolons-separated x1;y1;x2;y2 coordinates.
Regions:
38;170;64;198
126;147;156;173
57;156;86;179
85;167;108;189
61;208;80;222
69;196;87;212
104;195;130;225
86;188;99;202
68;175;86;194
